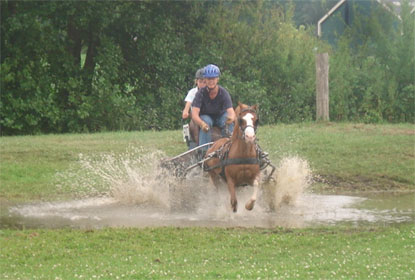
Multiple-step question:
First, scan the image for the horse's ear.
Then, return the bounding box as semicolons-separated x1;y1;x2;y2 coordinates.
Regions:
238;101;242;107
251;104;258;111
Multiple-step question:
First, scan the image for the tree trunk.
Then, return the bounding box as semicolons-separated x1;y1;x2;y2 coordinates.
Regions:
84;31;97;73
316;53;329;121
67;16;82;67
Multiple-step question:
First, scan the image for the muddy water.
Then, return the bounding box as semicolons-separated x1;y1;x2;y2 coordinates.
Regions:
1;152;414;229
2;192;413;229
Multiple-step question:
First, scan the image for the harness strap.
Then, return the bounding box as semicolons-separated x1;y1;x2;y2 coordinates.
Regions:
222;157;260;166
204;157;260;172
202;136;262;182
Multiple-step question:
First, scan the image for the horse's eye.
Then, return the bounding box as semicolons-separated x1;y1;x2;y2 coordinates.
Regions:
238;119;243;126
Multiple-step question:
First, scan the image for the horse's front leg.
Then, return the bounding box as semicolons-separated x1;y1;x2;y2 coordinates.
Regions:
226;178;238;212
245;175;260;211
208;171;221;190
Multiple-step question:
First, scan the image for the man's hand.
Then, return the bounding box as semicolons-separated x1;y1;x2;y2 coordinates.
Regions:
226;116;234;124
200;121;210;132
182;110;189;119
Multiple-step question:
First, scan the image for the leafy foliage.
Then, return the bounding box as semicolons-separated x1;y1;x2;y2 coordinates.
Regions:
329;0;415;123
1;0;413;135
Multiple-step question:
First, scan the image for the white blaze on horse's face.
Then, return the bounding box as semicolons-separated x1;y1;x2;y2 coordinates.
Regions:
242;113;256;143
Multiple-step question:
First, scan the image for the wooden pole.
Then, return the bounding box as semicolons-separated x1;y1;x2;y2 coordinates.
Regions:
316;53;329;121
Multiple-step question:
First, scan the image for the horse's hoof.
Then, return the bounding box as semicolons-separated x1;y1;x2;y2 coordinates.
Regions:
245;200;255;211
231;201;238;212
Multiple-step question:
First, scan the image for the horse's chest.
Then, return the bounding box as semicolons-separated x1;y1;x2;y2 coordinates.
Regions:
227;165;259;184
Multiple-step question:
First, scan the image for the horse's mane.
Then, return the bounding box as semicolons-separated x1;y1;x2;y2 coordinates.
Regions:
234;101;258;119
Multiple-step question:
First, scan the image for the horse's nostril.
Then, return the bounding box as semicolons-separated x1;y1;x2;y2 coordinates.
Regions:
245;134;256;142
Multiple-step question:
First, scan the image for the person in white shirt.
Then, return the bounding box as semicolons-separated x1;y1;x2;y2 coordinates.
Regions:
182;68;206;119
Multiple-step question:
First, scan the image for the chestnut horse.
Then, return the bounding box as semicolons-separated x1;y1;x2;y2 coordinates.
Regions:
204;102;260;212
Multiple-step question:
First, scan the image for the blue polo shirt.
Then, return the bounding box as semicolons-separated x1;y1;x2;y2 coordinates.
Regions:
192;86;233;117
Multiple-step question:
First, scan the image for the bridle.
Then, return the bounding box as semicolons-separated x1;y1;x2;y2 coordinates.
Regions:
237;107;259;139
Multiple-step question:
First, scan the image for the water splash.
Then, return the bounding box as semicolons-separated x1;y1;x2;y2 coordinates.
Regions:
6;152;413;229
263;156;312;210
56;151;312;213
56;147;174;208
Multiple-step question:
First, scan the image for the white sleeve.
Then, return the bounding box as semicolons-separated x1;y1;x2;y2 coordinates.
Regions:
184;88;198;103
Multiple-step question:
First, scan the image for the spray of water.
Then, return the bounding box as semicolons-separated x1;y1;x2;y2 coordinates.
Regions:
262;156;312;210
55;149;312;220
11;151;411;229
56;147;175;208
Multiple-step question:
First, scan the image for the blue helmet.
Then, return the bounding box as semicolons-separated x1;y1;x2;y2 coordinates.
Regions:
203;64;221;78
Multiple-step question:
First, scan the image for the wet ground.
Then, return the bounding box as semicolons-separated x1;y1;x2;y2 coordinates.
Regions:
1;192;413;229
1;154;413;229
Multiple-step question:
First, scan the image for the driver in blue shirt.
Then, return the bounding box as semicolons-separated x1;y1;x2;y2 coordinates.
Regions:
191;64;235;149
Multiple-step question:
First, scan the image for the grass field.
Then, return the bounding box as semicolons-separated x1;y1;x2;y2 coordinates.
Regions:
1;123;414;279
1;225;414;279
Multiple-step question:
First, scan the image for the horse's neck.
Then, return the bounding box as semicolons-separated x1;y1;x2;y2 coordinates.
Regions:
230;123;242;142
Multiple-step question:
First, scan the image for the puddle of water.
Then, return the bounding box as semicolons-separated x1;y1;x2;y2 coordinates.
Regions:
1;150;413;229
2;192;413;229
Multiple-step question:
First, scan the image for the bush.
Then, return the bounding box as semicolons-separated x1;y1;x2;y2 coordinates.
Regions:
1;0;413;135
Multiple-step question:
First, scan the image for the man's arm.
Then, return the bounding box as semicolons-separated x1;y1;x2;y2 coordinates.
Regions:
226;107;236;124
182;101;192;119
192;107;209;132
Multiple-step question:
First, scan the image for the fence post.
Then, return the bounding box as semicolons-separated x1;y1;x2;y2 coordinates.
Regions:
316;53;329;121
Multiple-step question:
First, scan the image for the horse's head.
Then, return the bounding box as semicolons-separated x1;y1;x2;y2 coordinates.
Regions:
235;102;259;144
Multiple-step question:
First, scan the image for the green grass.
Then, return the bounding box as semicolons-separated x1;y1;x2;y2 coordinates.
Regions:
1;225;414;279
1;123;414;202
259;123;415;192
